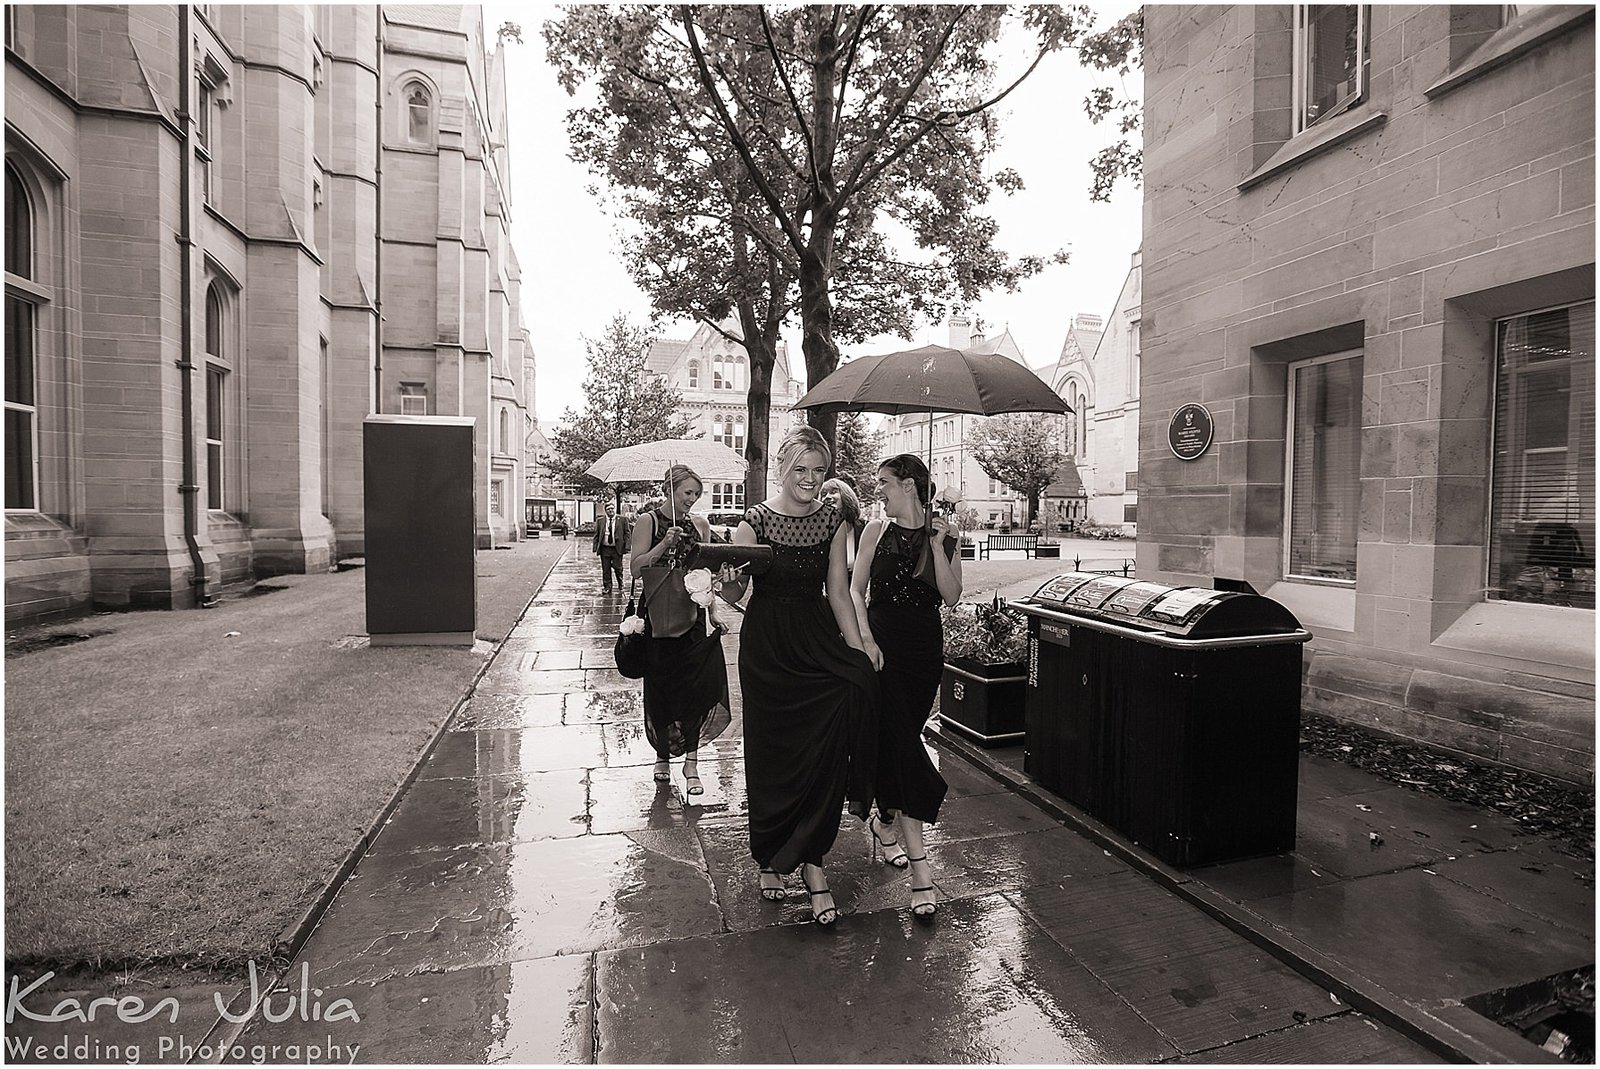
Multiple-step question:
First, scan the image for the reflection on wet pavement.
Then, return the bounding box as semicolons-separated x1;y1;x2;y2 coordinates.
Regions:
281;550;1444;1063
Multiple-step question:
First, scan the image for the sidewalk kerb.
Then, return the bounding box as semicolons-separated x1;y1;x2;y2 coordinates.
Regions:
928;725;1551;1065
194;542;573;1063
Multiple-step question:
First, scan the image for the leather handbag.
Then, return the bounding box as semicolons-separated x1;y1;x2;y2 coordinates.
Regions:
613;579;649;679
640;565;699;639
681;541;775;577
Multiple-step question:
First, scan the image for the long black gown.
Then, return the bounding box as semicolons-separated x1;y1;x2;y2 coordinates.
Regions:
740;502;879;873
868;521;955;824
641;510;731;759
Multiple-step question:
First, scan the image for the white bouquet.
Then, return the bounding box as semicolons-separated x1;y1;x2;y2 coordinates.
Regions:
618;614;646;636
680;567;723;631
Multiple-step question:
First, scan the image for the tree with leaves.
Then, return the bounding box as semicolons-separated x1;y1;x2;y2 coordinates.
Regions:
967;413;1067;532
833;411;886;504
544;5;1091;470
546;315;697;502
1080;9;1144;202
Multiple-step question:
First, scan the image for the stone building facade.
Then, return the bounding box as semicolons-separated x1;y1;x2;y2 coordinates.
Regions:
5;5;533;625
884;317;1038;527
1139;6;1594;781
645;319;807;513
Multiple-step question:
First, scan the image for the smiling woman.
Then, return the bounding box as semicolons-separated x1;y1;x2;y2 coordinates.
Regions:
728;426;879;925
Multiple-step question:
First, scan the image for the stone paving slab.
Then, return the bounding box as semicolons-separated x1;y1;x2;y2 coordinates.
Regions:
593;893;1179;1064
587;759;746;834
1429;847;1596;935
300;831;722;987
449;692;566;730
1007;872;1347;1054
232;956;594;1064
422;726;609;776
1239;865;1594;1002
371;767;591;852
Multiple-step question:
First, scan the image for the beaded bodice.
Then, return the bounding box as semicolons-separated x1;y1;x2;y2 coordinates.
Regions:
743;501;841;601
869;521;952;610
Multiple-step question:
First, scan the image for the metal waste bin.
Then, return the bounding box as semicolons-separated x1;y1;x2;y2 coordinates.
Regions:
1015;573;1312;867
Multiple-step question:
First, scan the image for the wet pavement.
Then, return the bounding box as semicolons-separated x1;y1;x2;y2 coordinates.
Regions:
223;548;1443;1063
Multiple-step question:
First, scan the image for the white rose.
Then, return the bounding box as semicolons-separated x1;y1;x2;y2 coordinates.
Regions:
689;589;716;607
619;616;646;636
681;568;716;595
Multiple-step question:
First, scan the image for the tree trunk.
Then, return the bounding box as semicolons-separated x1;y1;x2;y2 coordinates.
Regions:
798;243;840;467
737;300;775;507
1028;490;1041;527
800;11;841;470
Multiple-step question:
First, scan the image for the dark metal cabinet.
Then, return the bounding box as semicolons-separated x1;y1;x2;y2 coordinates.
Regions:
363;415;477;645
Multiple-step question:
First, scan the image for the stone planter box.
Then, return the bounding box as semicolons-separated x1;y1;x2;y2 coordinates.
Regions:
960;542;977;561
1035;542;1061;559
938;657;1026;747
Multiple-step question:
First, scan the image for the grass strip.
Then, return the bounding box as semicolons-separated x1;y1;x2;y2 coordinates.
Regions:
4;539;568;984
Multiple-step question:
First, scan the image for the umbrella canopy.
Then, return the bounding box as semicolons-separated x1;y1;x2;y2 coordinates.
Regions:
584;438;748;484
793;344;1070;417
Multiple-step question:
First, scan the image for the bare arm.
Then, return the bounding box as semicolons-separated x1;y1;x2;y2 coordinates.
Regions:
928;516;964;607
717;520;756;605
627;516;652;579
828;520;868;651
850;519;885;669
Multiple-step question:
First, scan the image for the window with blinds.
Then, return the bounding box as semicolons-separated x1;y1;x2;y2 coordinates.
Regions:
1488;302;1595;609
1285;352;1363;582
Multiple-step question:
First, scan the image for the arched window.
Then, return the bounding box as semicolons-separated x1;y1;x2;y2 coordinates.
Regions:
205;284;225;359
405;83;432;144
203;282;231;510
5;162;37;509
498;408;509;454
6;163;30;279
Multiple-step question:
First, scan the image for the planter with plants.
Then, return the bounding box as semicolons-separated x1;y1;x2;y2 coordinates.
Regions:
938;599;1028;746
956;506;979;560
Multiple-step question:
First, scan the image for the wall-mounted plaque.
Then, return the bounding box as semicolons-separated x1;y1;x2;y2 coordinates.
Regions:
1167;402;1214;460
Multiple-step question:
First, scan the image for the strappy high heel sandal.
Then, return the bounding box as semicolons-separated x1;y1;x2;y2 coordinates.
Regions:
758;868;786;902
682;758;703;796
801;864;838;927
869;814;909;869
906;856;937;923
652;760;671;783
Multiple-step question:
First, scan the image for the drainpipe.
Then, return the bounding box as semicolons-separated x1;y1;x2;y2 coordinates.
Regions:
176;5;212;607
372;11;383;409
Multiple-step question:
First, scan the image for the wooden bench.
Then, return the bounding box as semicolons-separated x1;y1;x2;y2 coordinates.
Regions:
979;533;1039;559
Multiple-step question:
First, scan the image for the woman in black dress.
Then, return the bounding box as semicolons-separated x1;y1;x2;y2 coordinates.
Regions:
628;464;732;797
720;427;879;926
850;454;962;921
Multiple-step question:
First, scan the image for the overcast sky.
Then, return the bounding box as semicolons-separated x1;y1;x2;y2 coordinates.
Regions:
491;5;1143;426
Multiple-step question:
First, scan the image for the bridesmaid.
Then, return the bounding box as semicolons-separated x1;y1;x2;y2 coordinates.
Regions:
628;464;732;796
720;426;878;926
849;454;962;921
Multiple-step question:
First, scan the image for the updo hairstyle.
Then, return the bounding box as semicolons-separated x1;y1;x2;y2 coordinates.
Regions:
879;453;936;512
775;425;832;482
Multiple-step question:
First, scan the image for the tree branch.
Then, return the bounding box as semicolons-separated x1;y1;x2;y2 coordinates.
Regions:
759;6;819;191
680;5;806;254
834;8;967;205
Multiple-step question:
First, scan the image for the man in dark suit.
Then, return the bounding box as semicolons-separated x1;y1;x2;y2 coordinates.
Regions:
592;500;630;594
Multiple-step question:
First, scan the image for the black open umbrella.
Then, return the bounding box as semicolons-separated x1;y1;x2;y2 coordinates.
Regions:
794;344;1069;418
794;342;1070;477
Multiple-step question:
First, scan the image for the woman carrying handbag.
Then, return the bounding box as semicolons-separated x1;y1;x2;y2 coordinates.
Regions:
627;464;733;796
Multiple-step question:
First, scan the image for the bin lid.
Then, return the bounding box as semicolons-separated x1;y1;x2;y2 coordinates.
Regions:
1021;572;1307;641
